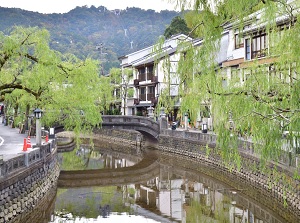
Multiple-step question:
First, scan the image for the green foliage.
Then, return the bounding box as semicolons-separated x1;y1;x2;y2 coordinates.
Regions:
109;68;122;84
164;16;191;38
163;0;300;172
60;150;85;170
186;197;230;222
0;6;181;74
127;88;134;98
0;26;107;135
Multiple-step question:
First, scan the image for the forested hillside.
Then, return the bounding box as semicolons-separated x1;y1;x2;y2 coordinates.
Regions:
0;5;179;73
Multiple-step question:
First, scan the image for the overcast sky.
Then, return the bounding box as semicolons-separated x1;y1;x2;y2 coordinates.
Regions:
0;0;178;14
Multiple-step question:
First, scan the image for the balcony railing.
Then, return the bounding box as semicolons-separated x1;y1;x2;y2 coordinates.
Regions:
139;73;146;82
147;72;154;81
251;48;268;59
147;93;155;101
139;94;146;101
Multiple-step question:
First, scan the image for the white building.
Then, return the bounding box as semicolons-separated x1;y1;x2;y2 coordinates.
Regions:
119;34;193;120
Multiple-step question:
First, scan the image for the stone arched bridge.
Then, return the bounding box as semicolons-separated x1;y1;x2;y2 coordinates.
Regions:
53;115;167;142
100;115;166;141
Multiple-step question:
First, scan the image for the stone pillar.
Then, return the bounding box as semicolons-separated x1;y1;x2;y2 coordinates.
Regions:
147;106;154;118
184;113;188;131
160;107;166;118
36;119;42;145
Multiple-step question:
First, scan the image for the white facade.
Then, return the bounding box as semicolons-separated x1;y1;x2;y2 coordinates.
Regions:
119;34;192;117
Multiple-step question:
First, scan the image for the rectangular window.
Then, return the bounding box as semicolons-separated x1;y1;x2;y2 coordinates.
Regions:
139;67;146;81
115;89;120;100
234;33;244;49
147;65;154;81
147;86;155;101
251;34;267;58
245;39;251;60
139;87;146;101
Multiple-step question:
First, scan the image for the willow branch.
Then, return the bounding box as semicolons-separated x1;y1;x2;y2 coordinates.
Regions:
0;84;39;98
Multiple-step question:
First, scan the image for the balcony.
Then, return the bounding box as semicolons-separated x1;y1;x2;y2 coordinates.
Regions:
139;73;146;82
139;94;146;101
147;72;154;81
134;98;140;105
147;93;155;102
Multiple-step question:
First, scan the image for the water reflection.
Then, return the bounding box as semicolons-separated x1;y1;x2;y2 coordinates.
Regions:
50;147;289;223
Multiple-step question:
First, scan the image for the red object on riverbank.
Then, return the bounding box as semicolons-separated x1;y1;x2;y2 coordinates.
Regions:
27;136;32;149
22;138;27;151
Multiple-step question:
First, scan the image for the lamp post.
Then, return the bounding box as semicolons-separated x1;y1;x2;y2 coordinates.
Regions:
34;108;43;146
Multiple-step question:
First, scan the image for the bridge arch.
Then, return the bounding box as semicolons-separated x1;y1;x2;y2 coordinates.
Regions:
100;115;164;142
53;115;167;142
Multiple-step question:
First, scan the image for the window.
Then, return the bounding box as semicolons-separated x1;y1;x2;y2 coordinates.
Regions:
148;86;155;94
139;87;146;101
234;33;244;49
245;39;251;60
147;65;154;81
251;34;267;58
115;88;121;100
245;33;268;60
147;86;155;101
138;67;146;81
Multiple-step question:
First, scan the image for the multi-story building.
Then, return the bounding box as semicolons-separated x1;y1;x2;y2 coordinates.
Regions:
222;0;297;86
119;34;192;120
119;1;298;132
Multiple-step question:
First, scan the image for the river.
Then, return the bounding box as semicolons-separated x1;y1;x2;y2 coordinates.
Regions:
34;145;290;223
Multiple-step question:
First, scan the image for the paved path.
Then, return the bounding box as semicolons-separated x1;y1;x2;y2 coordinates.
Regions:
0;122;36;160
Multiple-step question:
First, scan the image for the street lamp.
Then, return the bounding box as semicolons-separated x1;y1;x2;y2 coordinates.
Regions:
34;108;43;145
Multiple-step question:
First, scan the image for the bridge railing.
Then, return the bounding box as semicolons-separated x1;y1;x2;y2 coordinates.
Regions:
101;115;160;133
102;115;158;127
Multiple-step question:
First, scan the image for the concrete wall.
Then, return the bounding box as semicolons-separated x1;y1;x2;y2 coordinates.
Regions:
0;141;59;223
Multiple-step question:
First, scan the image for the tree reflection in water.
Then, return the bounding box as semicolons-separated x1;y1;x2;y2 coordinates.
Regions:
51;147;290;223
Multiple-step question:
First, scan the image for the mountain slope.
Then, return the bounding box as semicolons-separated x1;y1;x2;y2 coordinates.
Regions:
0;5;180;73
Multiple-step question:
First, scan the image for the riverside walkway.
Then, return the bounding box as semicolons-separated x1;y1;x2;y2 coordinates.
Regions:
0;122;36;160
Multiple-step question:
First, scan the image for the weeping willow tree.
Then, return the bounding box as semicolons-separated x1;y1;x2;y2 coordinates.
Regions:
0;26;111;135
161;0;300;169
110;67;134;115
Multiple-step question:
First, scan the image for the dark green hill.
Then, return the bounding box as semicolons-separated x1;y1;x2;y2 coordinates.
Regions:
0;5;180;73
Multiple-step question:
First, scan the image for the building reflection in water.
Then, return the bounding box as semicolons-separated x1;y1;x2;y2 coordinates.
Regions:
53;148;287;223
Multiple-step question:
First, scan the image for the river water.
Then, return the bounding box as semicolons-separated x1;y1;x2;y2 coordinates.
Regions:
40;145;291;223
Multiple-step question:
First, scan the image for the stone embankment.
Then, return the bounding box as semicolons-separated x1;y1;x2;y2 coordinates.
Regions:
158;130;300;223
0;141;59;223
